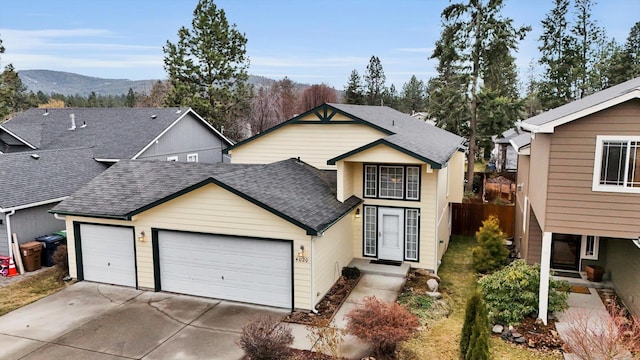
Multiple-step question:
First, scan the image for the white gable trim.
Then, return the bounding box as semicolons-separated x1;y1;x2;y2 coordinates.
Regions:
521;89;640;134
0;125;37;149
131;108;232;160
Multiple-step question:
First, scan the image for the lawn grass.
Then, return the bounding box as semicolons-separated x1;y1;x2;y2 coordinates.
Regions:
0;267;72;316
398;236;563;360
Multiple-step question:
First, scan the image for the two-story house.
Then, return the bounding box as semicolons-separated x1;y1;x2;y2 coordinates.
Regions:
51;103;466;311
514;77;640;323
0;107;232;261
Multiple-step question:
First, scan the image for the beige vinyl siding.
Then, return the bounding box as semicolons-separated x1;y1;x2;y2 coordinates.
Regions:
529;133;551;230
337;162;356;202
605;238;640;317
448;151;465;203
545;100;640;239
313;212;355;306
229;123;385;169
348;161;438;271
64;183;315;310
436;165;450;262
337;144;427;165
515;154;530;256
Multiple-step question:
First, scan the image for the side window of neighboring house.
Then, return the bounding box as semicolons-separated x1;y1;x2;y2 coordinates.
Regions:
167;156;178;162
593;136;640;193
187;153;199;162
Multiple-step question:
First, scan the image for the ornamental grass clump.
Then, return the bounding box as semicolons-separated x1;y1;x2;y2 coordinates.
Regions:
472;215;509;273
478;260;568;325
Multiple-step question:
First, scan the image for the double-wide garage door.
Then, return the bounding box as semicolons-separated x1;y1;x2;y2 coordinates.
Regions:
157;231;292;309
79;224;136;287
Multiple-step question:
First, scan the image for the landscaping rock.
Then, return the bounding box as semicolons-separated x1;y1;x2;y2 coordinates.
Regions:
492;324;504;334
511;332;522;338
426;278;439;291
425;291;442;299
515;337;526;344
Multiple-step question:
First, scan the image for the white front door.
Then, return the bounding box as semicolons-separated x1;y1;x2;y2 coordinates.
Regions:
378;208;404;261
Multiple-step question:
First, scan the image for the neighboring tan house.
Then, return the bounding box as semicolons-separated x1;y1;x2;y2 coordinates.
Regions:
0;107;232;260
51;103;466;311
514;77;640;323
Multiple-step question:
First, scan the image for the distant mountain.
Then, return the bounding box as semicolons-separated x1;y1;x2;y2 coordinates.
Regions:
18;69;312;97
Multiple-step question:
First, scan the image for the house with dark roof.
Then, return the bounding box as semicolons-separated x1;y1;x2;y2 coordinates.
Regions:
50;103;466;311
0;107;233;261
512;76;640;324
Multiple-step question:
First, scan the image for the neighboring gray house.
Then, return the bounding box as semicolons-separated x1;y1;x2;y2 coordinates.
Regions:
0;107;233;260
491;126;528;171
0;148;107;256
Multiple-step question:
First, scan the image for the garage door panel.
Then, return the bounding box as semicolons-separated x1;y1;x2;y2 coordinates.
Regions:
80;224;136;287
158;231;292;308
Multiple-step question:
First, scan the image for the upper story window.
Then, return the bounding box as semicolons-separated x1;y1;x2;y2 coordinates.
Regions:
167;156;178;162
593;136;640;193
364;164;420;201
187;153;199;162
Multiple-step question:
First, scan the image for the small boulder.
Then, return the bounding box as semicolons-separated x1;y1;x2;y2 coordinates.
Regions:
492;324;504;334
426;278;439;291
515;337;526;344
425;291;442;299
512;332;522;338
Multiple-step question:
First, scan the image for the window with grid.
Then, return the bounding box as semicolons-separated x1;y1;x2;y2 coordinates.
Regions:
364;165;377;197
364;206;377;256
593;136;640;192
405;209;419;260
581;235;599;260
406;166;420;200
379;166;404;199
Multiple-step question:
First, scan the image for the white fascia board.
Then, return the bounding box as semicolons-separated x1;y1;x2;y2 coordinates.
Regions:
0;125;37;149
94;158;120;163
523;90;640;134
0;197;68;213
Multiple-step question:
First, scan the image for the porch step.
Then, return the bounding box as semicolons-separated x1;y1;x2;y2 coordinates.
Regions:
348;258;410;278
551;272;615;289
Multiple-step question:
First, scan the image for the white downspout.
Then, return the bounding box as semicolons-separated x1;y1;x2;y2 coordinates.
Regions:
538;231;553;325
5;210;15;261
434;169;439;274
310;235;318;314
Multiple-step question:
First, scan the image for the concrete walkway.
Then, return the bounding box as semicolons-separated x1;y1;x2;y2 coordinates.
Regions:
289;273;405;360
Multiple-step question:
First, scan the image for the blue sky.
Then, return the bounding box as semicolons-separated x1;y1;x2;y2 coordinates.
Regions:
1;0;638;90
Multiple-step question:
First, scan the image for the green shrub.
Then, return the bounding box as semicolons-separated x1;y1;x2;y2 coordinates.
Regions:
472;215;509;273
478;260;569;325
460;292;490;360
341;266;360;279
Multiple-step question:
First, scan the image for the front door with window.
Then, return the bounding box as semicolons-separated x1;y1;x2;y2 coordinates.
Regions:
551;233;581;270
378;208;404;261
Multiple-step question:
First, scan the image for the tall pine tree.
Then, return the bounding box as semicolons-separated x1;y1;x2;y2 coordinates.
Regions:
163;0;251;139
400;75;426;114
344;69;365;105
364;56;386;105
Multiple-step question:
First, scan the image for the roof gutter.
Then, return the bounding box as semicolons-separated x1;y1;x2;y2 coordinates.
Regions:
1;197;68;213
0;125;37;149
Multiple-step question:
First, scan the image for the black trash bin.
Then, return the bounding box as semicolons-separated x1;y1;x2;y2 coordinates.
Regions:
35;234;64;267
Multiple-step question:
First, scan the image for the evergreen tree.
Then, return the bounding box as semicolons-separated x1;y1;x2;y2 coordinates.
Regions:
125;88;136;107
472;215;509;273
400;75;426;114
538;0;576;109
625;22;640;78
364;56;386;105
460;292;490;360
163;0;251;139
344;69;365;105
430;0;528;192
571;0;606;98
382;84;399;109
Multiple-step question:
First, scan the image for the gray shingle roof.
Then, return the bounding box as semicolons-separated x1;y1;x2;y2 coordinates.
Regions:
523;76;640;128
52;159;361;235
327;103;465;166
0;148;108;209
1;107;231;159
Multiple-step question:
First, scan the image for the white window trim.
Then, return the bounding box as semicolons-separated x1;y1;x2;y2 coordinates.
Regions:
379;165;405;200
364;165;377;198
187;153;199;162
405;166;420;200
592;135;640;193
167;156;178;162
580;235;599;260
405;209;419;261
363;206;377;257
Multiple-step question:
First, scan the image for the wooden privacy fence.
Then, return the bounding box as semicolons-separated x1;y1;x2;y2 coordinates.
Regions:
452;203;515;238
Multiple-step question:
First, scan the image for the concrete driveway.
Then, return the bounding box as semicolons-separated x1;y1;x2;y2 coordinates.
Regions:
0;282;288;360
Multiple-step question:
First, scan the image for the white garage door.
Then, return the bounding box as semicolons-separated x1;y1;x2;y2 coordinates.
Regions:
80;224;136;287
158;231;292;308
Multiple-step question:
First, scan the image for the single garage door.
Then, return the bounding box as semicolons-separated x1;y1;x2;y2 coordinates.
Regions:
79;224;136;287
157;231;292;308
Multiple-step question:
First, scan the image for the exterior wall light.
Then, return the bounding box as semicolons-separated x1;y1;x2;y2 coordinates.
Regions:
355;208;361;218
138;231;146;242
297;245;305;257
